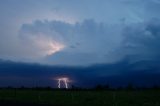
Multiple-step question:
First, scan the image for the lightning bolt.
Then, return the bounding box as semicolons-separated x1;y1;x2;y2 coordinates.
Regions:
58;79;61;88
64;79;68;89
57;77;69;89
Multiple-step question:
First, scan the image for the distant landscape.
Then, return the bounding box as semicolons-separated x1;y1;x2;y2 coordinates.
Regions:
0;87;160;106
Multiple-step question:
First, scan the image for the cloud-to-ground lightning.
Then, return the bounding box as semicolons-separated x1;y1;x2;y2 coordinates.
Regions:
57;77;70;89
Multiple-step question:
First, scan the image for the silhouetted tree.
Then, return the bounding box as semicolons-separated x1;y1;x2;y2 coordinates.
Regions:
152;85;160;90
126;83;134;90
71;85;82;90
104;84;110;90
95;84;103;90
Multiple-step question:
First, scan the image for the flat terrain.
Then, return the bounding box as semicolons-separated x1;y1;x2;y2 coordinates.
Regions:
0;89;160;106
0;100;55;106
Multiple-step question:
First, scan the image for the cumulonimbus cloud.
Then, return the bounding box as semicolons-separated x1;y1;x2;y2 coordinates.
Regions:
1;0;160;66
17;17;160;66
18;19;125;65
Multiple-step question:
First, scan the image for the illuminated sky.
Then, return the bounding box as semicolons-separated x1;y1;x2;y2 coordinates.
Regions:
0;0;160;88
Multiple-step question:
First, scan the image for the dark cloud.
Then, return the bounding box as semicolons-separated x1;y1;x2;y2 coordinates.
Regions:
122;18;160;62
0;59;160;88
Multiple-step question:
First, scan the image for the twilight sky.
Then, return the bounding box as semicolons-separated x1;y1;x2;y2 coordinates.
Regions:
0;0;160;87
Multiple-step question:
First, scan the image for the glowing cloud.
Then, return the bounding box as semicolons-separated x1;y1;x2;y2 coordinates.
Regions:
46;41;65;56
19;32;65;58
33;34;65;56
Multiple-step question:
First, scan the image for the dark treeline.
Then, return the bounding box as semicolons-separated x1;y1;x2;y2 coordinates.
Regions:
0;84;160;91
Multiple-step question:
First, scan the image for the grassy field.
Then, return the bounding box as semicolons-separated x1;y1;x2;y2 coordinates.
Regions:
0;89;160;106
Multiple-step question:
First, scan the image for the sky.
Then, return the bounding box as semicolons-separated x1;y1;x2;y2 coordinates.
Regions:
0;0;160;88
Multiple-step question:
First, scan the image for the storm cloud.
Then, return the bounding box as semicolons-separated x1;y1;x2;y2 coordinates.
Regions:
18;19;124;65
0;0;160;66
122;18;160;62
1;0;160;88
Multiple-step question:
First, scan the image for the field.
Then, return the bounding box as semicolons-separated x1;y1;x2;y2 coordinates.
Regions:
0;89;160;106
